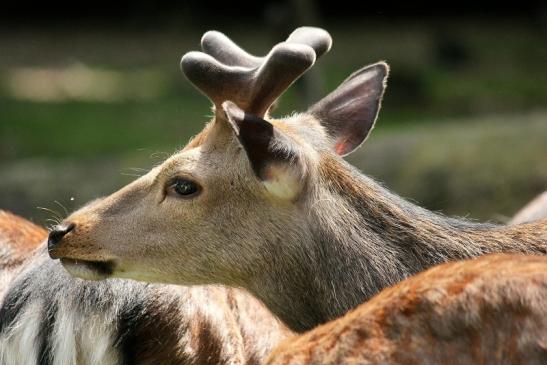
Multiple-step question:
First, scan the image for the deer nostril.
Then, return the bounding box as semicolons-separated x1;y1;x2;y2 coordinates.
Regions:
48;223;76;251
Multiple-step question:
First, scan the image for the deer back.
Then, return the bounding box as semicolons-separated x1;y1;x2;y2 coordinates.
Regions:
0;210;46;270
266;253;547;365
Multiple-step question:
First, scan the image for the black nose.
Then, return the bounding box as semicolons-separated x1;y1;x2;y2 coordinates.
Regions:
48;223;75;251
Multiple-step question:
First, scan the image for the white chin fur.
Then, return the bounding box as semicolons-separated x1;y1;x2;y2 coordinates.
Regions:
61;259;111;281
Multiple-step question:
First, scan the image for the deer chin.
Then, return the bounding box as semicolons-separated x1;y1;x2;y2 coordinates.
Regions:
60;258;115;281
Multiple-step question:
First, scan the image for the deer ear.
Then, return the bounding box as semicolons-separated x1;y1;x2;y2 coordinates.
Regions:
221;101;304;200
309;62;389;156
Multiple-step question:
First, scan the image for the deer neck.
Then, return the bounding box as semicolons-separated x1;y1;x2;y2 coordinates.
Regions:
247;155;546;333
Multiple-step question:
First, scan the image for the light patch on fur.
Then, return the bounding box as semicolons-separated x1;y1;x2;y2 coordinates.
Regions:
262;163;303;201
0;269;14;299
0;302;42;365
51;304;77;365
0;298;119;365
202;297;245;363
77;313;119;365
51;302;119;365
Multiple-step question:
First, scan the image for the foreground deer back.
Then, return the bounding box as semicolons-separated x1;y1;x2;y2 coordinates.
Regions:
266;253;547;365
46;27;546;332
0;211;45;270
0;211;290;364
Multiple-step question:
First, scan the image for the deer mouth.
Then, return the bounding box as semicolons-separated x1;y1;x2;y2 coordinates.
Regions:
60;258;115;281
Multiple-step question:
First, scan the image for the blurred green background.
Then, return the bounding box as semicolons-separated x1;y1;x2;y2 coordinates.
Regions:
1;1;546;225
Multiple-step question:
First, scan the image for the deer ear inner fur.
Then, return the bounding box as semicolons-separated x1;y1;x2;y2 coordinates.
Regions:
309;62;389;156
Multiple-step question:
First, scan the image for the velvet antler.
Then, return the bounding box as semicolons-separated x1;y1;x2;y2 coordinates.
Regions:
180;27;332;118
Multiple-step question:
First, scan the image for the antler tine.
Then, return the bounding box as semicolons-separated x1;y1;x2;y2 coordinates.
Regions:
200;27;332;68
201;31;262;68
248;43;315;116
286;26;332;58
180;51;251;108
181;27;331;118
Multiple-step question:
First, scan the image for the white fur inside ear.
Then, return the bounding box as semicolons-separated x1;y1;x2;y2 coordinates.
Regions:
261;163;303;201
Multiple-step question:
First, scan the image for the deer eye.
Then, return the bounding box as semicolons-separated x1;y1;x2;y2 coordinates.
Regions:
168;178;201;198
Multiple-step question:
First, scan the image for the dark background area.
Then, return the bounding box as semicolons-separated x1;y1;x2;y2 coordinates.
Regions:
1;1;546;226
3;1;546;22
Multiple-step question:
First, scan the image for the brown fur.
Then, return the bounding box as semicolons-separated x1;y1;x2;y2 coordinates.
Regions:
266;254;547;365
0;210;46;269
319;154;547;256
114;285;291;365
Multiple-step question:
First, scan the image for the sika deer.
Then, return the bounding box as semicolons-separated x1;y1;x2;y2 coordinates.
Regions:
0;214;289;365
266;253;547;365
47;27;547;332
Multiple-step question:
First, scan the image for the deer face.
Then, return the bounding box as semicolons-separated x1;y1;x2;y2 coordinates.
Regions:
48;115;320;284
47;28;388;285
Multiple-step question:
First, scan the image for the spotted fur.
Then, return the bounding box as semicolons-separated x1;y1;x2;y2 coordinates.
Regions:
0;210;45;270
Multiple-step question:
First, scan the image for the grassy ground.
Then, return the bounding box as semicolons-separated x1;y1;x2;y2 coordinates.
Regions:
0;20;546;223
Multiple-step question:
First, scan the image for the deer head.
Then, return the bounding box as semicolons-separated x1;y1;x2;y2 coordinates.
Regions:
47;27;392;330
